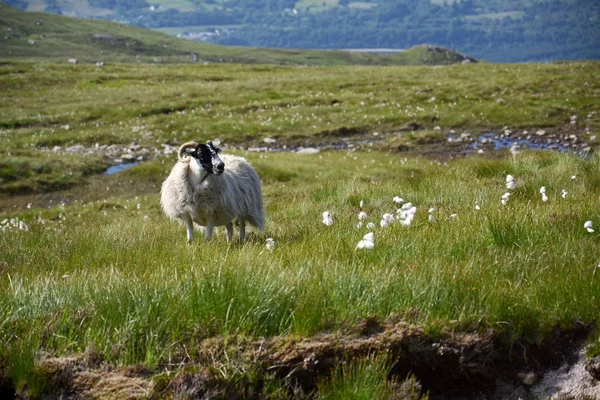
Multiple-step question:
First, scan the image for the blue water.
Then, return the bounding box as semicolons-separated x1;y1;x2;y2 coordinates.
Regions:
470;132;571;152
103;162;140;175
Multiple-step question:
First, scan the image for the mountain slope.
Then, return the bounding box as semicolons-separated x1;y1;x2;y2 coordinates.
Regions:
0;3;476;65
5;0;597;62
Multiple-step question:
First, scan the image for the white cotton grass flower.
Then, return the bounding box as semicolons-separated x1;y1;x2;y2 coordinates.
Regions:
358;211;367;221
366;222;375;229
400;202;413;211
398;206;417;227
360;200;364;208
380;213;395;228
322;211;333;226
356;232;375;250
584;220;594;233
571;175;577;180
475;204;481;210
382;213;394;223
428;214;435;223
265;238;275;251
539;187;548;202
501;192;510;206
393;196;404;204
561;189;567;199
506;174;516;190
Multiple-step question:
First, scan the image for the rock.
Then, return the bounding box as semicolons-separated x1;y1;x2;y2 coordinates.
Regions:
121;154;136;162
66;145;85;153
296;147;319;154
91;33;113;40
248;147;268;152
517;371;539;386
398;122;421;132
585;356;600;380
161;144;175;155
263;137;277;144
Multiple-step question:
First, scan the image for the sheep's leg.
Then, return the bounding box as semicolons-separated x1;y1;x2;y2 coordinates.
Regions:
205;223;214;241
239;219;246;245
183;214;194;243
225;222;234;243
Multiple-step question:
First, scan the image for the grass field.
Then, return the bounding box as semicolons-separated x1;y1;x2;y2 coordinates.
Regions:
0;59;600;398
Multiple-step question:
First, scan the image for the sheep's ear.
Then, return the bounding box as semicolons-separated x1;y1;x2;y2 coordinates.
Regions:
184;147;197;156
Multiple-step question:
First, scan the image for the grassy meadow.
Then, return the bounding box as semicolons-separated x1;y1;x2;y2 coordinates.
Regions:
0;59;600;398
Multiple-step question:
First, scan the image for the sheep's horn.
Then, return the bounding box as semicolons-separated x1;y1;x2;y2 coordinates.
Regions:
177;141;199;163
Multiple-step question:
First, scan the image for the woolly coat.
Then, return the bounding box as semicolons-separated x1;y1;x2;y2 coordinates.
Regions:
160;154;265;231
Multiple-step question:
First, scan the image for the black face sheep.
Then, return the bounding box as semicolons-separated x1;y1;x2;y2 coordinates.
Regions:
160;141;265;244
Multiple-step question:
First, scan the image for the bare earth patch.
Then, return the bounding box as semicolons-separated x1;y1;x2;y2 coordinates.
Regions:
10;321;598;399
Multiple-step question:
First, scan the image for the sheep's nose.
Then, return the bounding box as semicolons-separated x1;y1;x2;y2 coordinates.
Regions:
216;164;225;173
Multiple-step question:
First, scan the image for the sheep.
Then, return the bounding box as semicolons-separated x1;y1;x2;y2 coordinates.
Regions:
160;141;265;244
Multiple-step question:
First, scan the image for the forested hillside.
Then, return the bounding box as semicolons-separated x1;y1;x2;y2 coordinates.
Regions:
3;0;600;62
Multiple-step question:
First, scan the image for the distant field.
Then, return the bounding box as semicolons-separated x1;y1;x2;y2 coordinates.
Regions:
154;24;245;36
430;0;461;5
152;0;197;11
465;11;525;21
349;1;377;9
295;0;339;11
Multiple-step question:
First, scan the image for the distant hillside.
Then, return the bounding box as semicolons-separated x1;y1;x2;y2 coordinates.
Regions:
3;0;598;62
0;3;477;65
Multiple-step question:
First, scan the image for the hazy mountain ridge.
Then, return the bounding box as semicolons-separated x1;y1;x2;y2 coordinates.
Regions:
0;3;477;65
3;0;599;62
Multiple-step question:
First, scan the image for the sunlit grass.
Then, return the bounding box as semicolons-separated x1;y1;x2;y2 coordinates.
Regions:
317;352;403;400
1;151;600;381
1;58;599;395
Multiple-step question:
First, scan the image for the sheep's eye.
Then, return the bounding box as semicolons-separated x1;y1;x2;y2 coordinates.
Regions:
214;147;221;154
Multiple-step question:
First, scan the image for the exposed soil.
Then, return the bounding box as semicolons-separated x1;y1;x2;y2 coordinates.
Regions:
4;320;598;399
242;121;596;161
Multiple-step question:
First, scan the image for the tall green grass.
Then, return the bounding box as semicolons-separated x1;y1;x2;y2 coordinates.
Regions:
1;150;600;383
317;353;407;400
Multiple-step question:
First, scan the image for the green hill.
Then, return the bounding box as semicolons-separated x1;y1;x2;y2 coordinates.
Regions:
3;0;598;62
0;3;476;65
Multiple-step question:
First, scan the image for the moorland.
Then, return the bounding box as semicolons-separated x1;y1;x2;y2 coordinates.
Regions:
1;7;600;397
